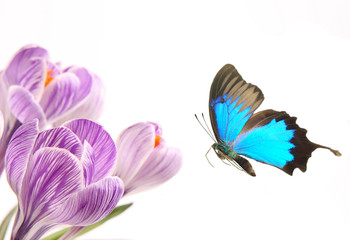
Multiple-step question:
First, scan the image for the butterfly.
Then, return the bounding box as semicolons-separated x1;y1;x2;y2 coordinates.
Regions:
197;64;341;176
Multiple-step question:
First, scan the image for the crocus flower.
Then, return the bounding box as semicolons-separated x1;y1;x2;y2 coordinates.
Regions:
113;122;182;195
5;119;123;240
0;44;105;175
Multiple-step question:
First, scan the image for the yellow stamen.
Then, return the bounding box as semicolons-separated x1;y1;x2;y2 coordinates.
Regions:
154;135;161;148
44;69;54;87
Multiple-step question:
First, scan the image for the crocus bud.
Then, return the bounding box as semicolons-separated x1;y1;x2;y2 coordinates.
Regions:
113;122;182;195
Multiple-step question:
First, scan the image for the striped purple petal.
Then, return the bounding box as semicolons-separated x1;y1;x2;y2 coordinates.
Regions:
113;122;156;187
3;45;48;86
125;144;182;195
46;61;62;81
51;176;123;226
81;141;95;186
65;119;117;182
51;71;104;127
39;72;80;122
12;147;83;240
13;58;46;101
5;119;39;194
7;86;47;129
0;111;19;177
64;67;92;104
20;148;84;217
32;127;83;159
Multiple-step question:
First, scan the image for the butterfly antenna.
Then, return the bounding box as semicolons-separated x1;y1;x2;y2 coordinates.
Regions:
194;113;215;141
201;113;216;140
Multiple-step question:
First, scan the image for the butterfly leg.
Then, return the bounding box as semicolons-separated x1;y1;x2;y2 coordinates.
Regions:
226;158;244;170
205;147;215;167
221;159;232;166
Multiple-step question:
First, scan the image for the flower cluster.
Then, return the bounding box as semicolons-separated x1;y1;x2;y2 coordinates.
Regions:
0;45;182;240
0;45;104;175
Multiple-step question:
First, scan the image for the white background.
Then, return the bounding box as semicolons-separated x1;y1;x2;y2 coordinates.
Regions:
0;0;350;240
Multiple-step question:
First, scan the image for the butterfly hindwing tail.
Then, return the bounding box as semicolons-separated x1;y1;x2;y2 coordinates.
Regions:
234;110;341;175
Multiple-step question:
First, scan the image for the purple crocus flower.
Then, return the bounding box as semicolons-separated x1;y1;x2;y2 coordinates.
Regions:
0;44;104;175
5;119;123;240
113;122;182;195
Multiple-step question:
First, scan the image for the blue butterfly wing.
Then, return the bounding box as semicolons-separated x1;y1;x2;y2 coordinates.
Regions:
233;110;341;174
209;64;264;144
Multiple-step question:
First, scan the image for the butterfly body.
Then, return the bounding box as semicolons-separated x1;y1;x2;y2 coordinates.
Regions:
212;143;236;159
206;64;341;176
212;142;256;176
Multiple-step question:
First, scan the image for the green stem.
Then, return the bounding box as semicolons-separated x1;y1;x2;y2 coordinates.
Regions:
0;206;17;240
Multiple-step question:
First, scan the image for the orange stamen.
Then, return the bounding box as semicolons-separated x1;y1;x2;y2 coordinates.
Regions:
154;135;161;148
44;69;54;87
